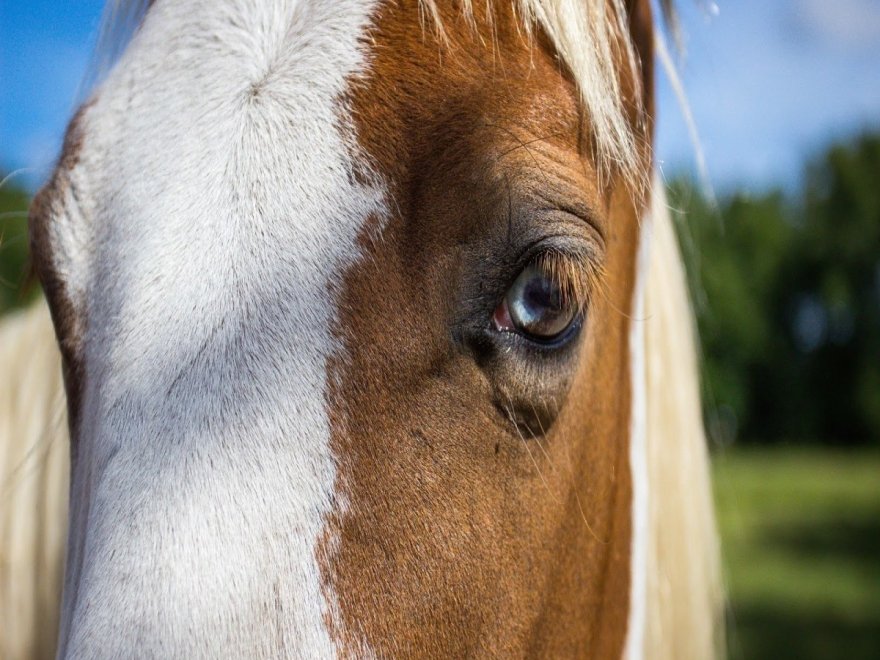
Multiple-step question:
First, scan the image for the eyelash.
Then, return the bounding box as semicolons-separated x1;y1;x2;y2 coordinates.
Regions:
511;244;601;309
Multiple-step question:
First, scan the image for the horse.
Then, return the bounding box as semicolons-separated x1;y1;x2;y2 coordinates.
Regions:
0;0;721;657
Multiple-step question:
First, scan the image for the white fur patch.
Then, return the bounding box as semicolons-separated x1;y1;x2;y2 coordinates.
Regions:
622;203;652;660
55;0;385;656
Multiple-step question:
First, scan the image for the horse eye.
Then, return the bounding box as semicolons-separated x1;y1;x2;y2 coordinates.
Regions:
493;263;579;342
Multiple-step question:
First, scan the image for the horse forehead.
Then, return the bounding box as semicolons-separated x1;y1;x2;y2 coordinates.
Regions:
83;0;573;232
78;0;388;336
87;0;382;199
71;0;390;457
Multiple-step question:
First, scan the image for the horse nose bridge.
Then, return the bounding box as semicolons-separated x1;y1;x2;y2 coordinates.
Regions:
58;183;355;649
60;426;341;657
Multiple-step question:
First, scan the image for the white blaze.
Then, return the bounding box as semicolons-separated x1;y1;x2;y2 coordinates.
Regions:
59;0;384;656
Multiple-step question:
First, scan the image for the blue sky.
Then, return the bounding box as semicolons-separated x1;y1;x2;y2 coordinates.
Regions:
2;0;880;193
656;0;880;191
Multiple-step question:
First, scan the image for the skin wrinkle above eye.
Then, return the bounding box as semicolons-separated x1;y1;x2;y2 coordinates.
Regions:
490;125;608;236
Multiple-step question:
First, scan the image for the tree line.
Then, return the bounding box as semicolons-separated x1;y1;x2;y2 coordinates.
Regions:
670;132;880;445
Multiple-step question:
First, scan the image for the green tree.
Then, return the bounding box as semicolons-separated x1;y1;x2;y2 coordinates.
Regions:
787;134;880;442
0;176;36;315
671;133;880;445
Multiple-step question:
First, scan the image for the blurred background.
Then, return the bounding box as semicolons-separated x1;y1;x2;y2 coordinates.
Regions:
2;1;878;658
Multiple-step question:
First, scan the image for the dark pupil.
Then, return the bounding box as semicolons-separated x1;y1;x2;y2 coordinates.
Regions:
522;276;562;317
508;266;573;338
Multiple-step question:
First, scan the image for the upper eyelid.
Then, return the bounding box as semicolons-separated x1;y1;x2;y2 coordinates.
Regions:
514;235;606;313
525;170;607;237
530;208;607;264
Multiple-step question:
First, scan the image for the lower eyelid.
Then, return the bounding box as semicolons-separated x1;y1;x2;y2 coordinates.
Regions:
491;313;585;351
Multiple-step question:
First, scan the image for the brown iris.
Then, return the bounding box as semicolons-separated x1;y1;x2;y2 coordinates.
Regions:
493;263;579;341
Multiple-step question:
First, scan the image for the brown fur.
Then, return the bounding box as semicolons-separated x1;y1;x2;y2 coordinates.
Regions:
321;1;654;656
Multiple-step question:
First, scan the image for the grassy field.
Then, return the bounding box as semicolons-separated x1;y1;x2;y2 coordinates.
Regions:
713;448;880;660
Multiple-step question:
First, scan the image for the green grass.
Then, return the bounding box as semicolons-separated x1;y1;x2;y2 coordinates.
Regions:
713;447;880;660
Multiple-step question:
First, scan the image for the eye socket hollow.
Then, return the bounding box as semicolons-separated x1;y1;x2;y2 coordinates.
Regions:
493;261;580;342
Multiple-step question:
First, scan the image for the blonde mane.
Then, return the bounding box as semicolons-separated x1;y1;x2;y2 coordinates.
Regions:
645;179;723;659
1;1;720;658
0;304;67;660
